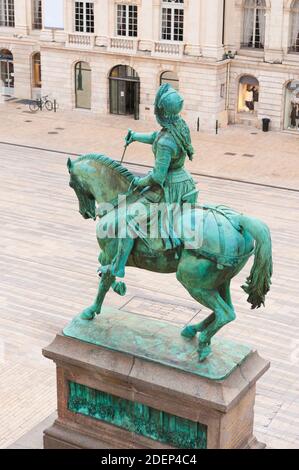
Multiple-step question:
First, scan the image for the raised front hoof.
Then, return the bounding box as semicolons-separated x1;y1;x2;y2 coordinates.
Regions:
80;306;97;321
198;344;212;362
181;325;197;339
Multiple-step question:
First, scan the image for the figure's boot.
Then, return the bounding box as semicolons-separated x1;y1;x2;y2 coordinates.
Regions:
111;237;134;278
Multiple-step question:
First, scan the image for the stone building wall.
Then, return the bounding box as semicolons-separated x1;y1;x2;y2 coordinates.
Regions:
0;0;299;132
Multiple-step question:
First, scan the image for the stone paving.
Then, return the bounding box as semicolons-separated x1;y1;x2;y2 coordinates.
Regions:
0;103;299;449
0;99;298;189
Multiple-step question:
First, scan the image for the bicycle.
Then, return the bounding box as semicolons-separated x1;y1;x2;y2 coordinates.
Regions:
29;95;54;112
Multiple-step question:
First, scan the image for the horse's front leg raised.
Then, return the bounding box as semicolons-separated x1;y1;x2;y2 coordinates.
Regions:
80;270;115;320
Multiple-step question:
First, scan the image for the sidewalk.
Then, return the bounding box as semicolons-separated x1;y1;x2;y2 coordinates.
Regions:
0;99;298;189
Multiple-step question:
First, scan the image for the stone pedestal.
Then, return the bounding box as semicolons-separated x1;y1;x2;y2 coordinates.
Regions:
43;307;270;449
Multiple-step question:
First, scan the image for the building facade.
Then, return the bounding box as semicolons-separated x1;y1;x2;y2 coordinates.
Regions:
0;0;299;132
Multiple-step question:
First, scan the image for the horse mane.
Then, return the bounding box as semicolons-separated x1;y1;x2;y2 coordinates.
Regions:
75;153;135;183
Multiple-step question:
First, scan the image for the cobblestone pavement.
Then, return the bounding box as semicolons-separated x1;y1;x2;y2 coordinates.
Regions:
0;123;298;448
0;99;298;190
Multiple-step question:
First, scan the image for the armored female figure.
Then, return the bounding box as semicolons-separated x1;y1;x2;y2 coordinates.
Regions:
102;84;198;278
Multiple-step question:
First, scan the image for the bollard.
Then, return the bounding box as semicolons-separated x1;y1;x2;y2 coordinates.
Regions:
216;120;219;135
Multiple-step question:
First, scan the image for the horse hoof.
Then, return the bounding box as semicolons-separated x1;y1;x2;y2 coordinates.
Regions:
198;345;212;362
181;325;197;339
80;307;96;321
112;281;127;296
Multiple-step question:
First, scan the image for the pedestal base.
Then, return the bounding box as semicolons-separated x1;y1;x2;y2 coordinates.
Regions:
43;307;270;449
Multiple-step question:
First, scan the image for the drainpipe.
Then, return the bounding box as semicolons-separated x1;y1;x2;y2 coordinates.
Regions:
225;61;231;111
222;0;226;46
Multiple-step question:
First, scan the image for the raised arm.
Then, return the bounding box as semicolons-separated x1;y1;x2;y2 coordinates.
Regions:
125;129;158;146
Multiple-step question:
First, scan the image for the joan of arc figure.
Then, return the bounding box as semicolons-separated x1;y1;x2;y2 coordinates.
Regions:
102;84;198;278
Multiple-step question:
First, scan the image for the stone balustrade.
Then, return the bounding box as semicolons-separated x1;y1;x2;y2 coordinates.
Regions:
153;41;183;56
109;37;137;52
67;33;95;48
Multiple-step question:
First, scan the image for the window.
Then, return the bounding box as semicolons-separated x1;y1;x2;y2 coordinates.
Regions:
32;0;42;29
289;0;299;53
241;0;266;49
75;61;91;109
238;75;259;113
75;1;94;33
0;0;15;27
0;49;14;94
116;4;138;37
284;80;299;130
161;0;184;42
160;71;179;90
32;52;41;88
109;65;140;117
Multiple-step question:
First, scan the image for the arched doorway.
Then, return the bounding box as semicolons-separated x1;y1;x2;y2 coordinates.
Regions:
109;65;140;119
75;61;91;109
0;49;14;96
284;80;299;131
160;71;179;91
32;52;41;99
238;75;259;114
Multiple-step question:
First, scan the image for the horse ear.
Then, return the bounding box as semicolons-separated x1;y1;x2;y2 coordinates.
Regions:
67;158;73;173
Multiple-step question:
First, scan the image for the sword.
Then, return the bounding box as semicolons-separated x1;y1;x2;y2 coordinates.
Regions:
120;143;128;164
120;129;133;163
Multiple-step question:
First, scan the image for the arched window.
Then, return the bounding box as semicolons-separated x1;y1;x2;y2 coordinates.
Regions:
238;75;259;113
160;71;179;90
284;80;299;129
0;49;14;95
289;0;299;53
75;61;91;109
109;65;140;117
242;0;266;49
32;52;41;88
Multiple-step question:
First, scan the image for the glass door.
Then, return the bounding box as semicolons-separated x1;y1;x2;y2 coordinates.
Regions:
0;59;14;96
109;79;138;116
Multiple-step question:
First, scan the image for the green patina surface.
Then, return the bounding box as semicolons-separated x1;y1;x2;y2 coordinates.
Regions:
68;381;207;449
63;307;252;381
67;84;273;362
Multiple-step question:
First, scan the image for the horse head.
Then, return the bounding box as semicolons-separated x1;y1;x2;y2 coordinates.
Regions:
67;157;96;220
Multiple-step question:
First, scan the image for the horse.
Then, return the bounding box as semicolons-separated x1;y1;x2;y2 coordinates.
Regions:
67;153;273;361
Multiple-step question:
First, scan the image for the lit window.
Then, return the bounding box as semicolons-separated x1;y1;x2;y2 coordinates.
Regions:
241;0;266;49
289;0;299;53
32;0;42;30
75;1;94;33
32;52;41;88
116;4;138;37
0;0;15;27
161;0;184;42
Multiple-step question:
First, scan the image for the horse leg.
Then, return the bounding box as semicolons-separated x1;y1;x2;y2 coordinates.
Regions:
80;270;115;320
181;313;215;339
196;289;235;360
177;255;235;361
80;242;117;321
181;280;232;338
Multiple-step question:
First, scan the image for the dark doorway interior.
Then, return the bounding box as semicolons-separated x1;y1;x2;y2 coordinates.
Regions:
109;65;140;119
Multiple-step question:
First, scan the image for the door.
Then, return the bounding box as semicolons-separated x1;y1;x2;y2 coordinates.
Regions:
0;59;14;96
109;79;138;116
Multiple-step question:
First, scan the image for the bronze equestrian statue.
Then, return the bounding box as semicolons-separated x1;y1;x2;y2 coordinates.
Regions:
67;84;273;361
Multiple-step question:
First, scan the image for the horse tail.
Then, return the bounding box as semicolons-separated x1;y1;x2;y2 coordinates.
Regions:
239;215;273;309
